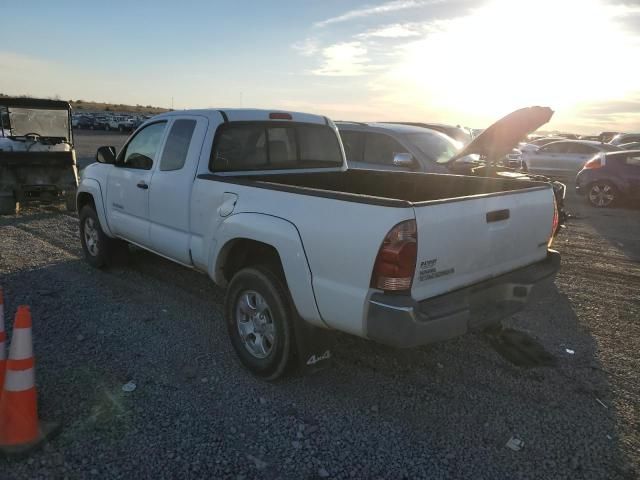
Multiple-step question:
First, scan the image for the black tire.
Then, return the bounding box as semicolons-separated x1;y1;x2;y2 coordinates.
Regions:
79;205;127;268
0;196;18;215
65;191;77;213
587;181;617;208
225;266;296;380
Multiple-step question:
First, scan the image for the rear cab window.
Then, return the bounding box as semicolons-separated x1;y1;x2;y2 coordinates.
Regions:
210;121;343;172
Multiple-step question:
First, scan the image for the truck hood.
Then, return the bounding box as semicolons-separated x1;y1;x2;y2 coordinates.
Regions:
448;106;554;164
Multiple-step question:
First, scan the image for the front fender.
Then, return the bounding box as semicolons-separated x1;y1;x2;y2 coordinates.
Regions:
77;179;114;238
210;213;326;328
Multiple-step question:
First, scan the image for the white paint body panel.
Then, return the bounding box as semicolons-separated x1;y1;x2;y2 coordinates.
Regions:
411;189;553;301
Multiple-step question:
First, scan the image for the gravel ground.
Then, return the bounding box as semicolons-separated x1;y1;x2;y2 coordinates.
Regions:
0;179;638;478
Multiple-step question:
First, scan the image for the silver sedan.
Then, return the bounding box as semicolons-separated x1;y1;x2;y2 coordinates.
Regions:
522;140;620;177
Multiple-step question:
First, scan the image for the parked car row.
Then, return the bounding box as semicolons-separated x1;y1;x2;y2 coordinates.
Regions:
72;112;150;132
514;132;640;208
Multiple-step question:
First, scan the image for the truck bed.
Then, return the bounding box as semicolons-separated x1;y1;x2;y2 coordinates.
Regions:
203;169;549;207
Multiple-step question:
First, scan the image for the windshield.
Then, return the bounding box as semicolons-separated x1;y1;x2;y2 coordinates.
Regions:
402;131;462;164
7;107;70;139
600;143;621;152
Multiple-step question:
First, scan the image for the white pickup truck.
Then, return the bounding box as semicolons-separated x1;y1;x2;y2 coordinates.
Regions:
76;109;560;379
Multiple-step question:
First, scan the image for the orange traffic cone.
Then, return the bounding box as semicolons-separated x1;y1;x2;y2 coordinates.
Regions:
0;288;5;391
0;306;59;456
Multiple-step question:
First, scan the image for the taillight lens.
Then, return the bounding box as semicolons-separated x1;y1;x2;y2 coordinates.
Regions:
371;220;417;291
549;196;559;246
583;157;602;169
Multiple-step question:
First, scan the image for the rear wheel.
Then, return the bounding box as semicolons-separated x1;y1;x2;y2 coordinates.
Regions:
65;191;77;212
225;266;296;380
0;195;18;215
587;181;617;208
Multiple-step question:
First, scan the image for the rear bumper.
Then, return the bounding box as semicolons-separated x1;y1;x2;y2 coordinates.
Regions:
365;250;561;348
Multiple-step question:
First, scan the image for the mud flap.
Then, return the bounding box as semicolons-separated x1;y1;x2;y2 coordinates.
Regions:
293;316;334;374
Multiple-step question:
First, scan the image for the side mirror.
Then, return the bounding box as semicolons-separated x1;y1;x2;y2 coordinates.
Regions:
96;146;116;164
393;152;415;168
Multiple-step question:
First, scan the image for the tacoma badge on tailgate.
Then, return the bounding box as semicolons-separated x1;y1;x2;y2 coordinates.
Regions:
419;258;455;281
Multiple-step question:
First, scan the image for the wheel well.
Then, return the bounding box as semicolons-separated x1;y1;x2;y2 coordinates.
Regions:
77;192;96;212
220;239;284;284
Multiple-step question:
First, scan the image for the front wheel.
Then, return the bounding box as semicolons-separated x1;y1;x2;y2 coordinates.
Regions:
587;181;617;208
79;205;127;267
225;266;296;380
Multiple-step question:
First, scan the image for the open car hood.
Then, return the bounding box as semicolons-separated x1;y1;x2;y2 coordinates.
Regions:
448;106;554;163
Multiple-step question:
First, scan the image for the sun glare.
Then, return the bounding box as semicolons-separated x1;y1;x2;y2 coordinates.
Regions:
386;0;640;123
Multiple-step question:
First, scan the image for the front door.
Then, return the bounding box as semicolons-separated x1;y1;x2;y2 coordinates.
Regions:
106;121;168;246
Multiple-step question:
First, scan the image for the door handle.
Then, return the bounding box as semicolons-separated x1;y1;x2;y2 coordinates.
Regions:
137;181;149;190
486;209;510;223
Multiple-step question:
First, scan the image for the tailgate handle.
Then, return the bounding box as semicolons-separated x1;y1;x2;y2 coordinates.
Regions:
486;209;510;223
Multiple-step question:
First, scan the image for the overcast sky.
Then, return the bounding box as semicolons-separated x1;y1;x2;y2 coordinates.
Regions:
2;0;640;133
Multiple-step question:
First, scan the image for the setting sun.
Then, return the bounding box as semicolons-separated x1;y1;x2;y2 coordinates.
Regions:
383;0;640;127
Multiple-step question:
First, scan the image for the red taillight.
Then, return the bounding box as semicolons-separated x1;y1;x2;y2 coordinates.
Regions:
549;196;559;246
371;220;417;291
583;157;602;169
269;112;292;120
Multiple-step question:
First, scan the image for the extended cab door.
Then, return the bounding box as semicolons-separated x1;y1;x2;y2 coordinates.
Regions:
147;116;208;264
106;121;168;246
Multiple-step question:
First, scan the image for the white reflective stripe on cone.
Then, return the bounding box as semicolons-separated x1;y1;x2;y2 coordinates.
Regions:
0;340;5;360
8;327;33;360
4;367;35;391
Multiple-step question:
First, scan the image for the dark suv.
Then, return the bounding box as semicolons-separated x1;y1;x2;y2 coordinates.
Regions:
576;150;640;207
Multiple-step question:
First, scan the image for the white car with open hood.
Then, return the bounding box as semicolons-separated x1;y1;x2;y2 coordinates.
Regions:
76;108;560;380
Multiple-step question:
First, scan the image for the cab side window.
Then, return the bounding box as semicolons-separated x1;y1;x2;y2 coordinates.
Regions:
160;120;197;171
567;143;597;155
540;142;568;154
363;133;408;165
119;122;167;170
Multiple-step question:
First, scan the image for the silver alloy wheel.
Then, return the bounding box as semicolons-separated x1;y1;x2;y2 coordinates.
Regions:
235;290;276;359
83;217;99;256
589;184;614;207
